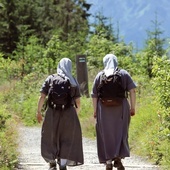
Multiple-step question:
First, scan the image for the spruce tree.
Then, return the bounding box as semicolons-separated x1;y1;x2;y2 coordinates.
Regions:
90;12;117;43
0;0;18;57
54;0;91;41
144;13;166;78
0;0;91;56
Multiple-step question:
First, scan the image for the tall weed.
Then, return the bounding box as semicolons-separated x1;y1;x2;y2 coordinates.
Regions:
0;94;18;169
2;72;46;126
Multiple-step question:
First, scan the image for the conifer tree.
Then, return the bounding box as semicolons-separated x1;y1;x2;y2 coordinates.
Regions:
144;13;166;78
0;0;91;56
0;0;18;57
54;0;91;41
90;12;117;43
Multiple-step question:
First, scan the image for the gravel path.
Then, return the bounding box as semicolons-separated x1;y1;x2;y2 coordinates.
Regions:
16;126;160;170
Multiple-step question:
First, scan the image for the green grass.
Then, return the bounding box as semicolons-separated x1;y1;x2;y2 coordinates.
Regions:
129;92;160;155
79;96;96;139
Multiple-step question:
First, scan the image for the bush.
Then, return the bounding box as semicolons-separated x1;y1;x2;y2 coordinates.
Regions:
0;94;18;169
152;57;170;167
129;73;170;168
2;72;46;126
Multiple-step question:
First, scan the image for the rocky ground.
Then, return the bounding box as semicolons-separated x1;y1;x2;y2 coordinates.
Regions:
16;126;160;170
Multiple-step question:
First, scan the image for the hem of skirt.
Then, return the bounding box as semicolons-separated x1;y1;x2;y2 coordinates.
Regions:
99;155;130;163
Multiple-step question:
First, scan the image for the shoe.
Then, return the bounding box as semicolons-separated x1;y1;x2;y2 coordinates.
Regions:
49;168;57;170
60;166;67;170
106;163;113;170
49;161;57;170
113;158;125;170
117;166;125;170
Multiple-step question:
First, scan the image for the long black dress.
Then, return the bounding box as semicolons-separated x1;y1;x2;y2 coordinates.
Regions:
40;75;84;166
91;69;136;163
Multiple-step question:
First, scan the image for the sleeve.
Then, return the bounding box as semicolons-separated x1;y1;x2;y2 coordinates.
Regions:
40;75;52;95
91;72;101;98
124;71;137;91
71;78;81;99
74;85;81;99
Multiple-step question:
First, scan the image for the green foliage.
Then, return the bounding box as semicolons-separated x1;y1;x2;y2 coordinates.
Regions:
0;94;18;169
129;56;170;168
129;89;161;159
0;123;18;169
90;12;117;42
43;34;63;74
79;96;96;139
0;55;20;81
2;72;45;126
143;14;166;78
152;57;170;108
55;0;90;41
13;36;45;79
112;42;136;74
44;33;86;75
151;56;170;167
0;99;11;130
0;0;18;56
87;34;114;69
86;34;135;78
0;0;91;56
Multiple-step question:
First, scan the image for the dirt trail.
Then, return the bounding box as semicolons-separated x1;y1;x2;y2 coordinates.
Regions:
16;126;160;170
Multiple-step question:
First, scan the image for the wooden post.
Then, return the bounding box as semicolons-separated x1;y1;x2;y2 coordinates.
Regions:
76;55;89;97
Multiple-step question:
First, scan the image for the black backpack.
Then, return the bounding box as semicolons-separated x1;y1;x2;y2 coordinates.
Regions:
97;68;126;106
47;74;72;110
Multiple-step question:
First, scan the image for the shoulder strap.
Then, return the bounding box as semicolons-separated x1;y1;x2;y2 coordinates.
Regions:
97;72;106;92
113;67;121;76
50;74;58;83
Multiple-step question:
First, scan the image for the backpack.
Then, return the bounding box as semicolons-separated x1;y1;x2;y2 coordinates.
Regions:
47;74;72;110
97;68;126;106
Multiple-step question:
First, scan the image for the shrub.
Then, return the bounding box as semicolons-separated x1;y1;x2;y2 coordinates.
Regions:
0;94;18;169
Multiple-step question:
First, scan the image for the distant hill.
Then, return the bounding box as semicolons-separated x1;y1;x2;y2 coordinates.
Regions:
87;0;170;49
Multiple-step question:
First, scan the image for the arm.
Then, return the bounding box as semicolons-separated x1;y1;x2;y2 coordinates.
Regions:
92;97;98;118
129;88;136;116
75;97;80;114
36;93;47;123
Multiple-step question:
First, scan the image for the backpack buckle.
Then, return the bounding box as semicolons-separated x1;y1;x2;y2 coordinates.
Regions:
62;105;65;109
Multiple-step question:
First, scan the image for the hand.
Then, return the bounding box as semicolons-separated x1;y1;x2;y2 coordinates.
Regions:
93;111;97;118
130;109;135;116
36;112;43;123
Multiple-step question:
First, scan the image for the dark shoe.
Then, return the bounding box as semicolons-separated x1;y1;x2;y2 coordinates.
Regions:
49;167;57;170
49;161;57;170
49;168;57;170
60;166;67;170
106;163;113;170
117;166;125;170
113;158;125;169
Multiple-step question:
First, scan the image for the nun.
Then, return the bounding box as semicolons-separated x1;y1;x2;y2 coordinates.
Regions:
36;58;84;170
91;54;136;170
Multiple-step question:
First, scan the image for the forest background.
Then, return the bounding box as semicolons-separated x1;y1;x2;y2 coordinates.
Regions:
0;0;169;169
